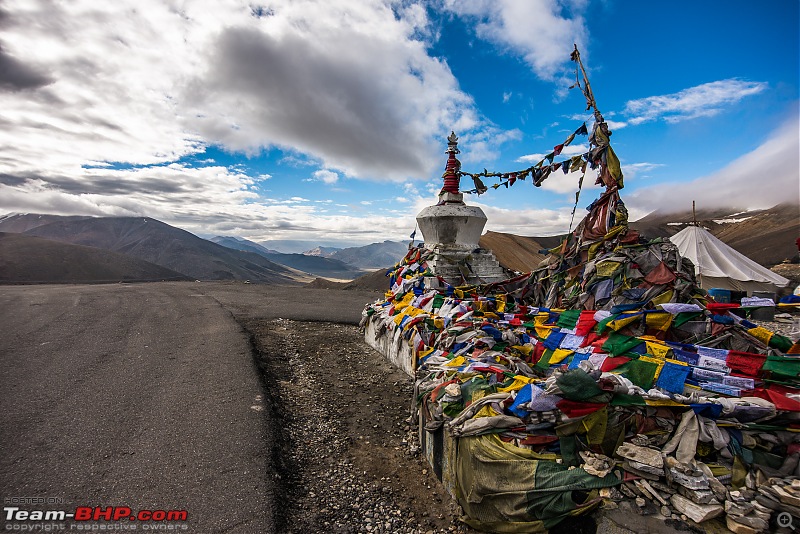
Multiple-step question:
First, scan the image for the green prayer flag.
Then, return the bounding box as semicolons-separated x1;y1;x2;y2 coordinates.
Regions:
602;330;642;356
556;309;581;329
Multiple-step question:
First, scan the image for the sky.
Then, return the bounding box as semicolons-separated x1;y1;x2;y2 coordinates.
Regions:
1;0;798;252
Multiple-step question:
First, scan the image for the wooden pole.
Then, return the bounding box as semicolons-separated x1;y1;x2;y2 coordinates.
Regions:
572;45;598;114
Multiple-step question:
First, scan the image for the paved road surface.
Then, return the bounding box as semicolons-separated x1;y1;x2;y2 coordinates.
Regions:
0;282;373;533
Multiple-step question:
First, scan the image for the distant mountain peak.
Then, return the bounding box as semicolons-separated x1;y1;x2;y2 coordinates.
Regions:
303;246;341;257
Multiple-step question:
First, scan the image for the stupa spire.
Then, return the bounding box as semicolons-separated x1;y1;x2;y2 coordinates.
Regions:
439;131;463;203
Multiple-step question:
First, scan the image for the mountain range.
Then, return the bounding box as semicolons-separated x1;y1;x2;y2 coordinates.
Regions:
0;214;305;284
0;202;796;285
323;240;409;269
210;236;364;280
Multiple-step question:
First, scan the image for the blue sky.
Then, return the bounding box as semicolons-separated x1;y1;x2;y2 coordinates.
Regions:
0;0;797;251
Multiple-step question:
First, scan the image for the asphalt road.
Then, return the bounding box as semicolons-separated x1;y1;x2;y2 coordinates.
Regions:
0;282;377;533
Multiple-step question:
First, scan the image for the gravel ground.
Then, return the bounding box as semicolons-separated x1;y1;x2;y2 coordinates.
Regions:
245;318;475;534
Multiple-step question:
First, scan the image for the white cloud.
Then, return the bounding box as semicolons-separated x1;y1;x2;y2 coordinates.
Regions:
444;0;588;81
605;119;628;130
184;1;486;180
313;169;339;184
627;115;799;214
480;202;577;236
458;127;523;164
540;167;601;195
0;0;503;188
624;79;767;125
622;162;664;180
502;91;512;103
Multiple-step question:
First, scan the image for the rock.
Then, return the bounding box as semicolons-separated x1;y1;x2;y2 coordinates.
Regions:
634;480;656;501
619;484;637;499
649;480;674;495
678;485;718;505
752;502;772;516
755;494;780;510
622;460;662;481
725;500;755;516
730;514;769;531
774;485;800;507
669;494;724;523
695;463;728;501
616;443;664;468
668;467;710;490
660;505;671;517
725;516;758;534
640;479;668;506
603;500;619;510
636;497;646;507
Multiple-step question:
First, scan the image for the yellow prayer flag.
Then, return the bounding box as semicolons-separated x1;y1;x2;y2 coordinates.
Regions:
645;398;685;407
650;290;674;306
549;348;574;365
511;344;534;356
645;312;673;332
748;326;774;346
535;326;554;339
595;261;622;278
607;314;640;331
645;341;671;359
445;355;467;367
497;375;536;392
418;346;434;357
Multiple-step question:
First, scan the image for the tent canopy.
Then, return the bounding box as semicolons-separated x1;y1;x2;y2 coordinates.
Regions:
669;225;790;293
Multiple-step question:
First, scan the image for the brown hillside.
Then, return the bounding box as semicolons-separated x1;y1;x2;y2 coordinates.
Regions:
712;203;800;266
0;232;189;283
343;269;390;291
479;231;547;273
305;268;389;292
305;277;347;290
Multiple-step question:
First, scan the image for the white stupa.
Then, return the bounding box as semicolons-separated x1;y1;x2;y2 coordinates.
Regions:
416;132;506;287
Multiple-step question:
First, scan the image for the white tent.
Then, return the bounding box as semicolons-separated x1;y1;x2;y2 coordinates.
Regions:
669;225;790;294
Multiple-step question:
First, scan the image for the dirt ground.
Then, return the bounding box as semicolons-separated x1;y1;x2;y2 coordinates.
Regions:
244;318;472;534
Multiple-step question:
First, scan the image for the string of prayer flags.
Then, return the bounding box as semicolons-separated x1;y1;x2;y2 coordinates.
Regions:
460;122;591;194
